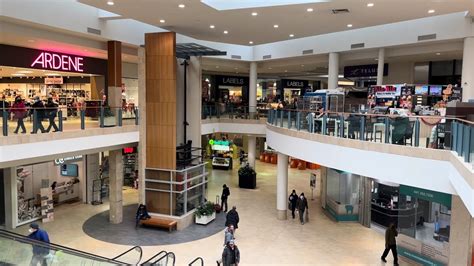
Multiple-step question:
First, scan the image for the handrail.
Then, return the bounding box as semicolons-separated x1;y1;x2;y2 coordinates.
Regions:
188;257;204;266
0;229;126;264
112;245;143;265
141;250;176;265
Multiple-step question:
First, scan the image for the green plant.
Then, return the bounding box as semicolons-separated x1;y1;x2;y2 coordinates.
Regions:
102;106;114;117
195;201;215;218
238;164;256;177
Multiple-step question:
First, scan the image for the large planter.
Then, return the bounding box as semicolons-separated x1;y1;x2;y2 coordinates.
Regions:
195;212;216;225
239;172;256;189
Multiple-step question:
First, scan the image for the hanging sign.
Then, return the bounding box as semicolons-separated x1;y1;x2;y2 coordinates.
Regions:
44;77;64;85
31;52;84;72
399;185;452;206
281;79;309;88
54;155;83;165
344;64;388;78
216;75;249;87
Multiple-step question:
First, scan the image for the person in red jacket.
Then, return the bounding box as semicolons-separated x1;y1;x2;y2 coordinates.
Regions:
11;96;27;134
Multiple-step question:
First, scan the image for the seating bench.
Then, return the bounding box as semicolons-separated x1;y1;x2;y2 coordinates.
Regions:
139;217;177;232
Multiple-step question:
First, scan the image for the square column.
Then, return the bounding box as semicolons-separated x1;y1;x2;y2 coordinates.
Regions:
247;135;256;169
462;37;474;102
3;168;17;229
328;52;339;90
109;149;123;224
249;62;257;118
376;48;385;85
138;46;146;204
276;152;288;220
107;40;122;110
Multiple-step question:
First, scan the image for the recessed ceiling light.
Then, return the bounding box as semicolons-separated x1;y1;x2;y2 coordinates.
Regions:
307;8;314;12
284;70;288;72
273;24;279;28
210;25;215;29
268;67;272;70
436;52;441;55
301;65;305;67
216;66;219;68
234;67;238;70
251;12;258;16
428;9;435;14
159;19;165;23
12;73;26;76
289;34;295;38
375;58;378;61
27;39;35;43
178;4;185;8
45;73;60;76
18;70;33;74
367;3;374;7
223;30;228;34
347;24;353;28
107;1;114;6
249;41;253;44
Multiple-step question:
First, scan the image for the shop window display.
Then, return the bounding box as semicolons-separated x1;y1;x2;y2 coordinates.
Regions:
16;166;41;223
325;168;360;221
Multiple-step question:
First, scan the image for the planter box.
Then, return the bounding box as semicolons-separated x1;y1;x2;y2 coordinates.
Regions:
195;212;216;225
239;172;256;189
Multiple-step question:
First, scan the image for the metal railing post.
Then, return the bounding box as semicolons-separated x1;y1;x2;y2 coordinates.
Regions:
414;118;420;147
463;125;471;162
297;112;301;131
359;116;365;141
280;110;284;127
100;106;104;128
135;107;139;125
2;111;8;136
118;109;123;127
322;114;327;135
339;114;344;138
384;117;390;144
80;110;85;130
58;110;63;132
288;111;291;129
33;109;38;133
451;121;457;151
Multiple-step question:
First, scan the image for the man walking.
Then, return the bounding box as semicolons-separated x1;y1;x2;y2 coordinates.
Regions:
222;240;240;266
381;223;399;265
31;96;46;134
288;189;298;219
28;223;50;266
45;98;59;132
297;193;308;225
225;206;239;230
221;184;230;212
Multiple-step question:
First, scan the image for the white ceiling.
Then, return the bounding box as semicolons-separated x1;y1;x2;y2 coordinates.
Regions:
79;0;472;45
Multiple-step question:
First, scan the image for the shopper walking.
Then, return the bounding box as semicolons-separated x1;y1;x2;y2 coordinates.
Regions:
45;98;59;132
31;96;46;134
225;206;239;230
297;193;308;225
222;240;240;266
381;223;399;265
221;184;230;212
28;222;50;266
224;224;235;246
288;189;298;219
0;95;10;117
11;96;27;134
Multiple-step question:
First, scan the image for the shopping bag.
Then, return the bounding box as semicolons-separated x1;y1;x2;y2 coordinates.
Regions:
305;209;309;222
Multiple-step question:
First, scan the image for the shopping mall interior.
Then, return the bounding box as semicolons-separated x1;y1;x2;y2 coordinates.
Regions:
0;0;474;265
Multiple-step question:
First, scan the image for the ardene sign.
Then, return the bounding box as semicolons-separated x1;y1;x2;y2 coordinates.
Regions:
31;52;84;72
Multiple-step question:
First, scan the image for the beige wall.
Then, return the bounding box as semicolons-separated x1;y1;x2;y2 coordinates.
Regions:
384;61;415;84
449;195;472;266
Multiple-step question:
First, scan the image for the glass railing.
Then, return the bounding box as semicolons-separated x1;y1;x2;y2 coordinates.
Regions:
0;105;139;137
142;250;176;266
0;229;128;265
202;104;267;120
267;109;474;168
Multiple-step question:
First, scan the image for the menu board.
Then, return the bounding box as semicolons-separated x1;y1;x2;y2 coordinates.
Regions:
415;85;429;95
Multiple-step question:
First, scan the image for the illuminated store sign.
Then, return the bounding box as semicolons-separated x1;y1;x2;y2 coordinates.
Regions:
31;52;84;72
54;155;83;165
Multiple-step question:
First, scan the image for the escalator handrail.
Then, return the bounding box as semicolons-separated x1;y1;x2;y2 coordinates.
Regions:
0;229;126;264
188;257;204;266
112;245;143;265
158;252;176;266
141;250;168;265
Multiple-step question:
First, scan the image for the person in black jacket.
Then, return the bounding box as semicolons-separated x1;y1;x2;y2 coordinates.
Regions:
225;206;239;229
45;98;59;132
221;184;230;212
297;193;308;225
31;96;46;134
288;189;298;219
135;204;151;227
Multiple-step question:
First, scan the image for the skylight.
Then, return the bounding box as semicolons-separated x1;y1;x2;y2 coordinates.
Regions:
201;0;330;11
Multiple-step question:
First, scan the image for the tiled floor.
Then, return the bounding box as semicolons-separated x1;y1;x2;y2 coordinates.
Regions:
11;161;407;265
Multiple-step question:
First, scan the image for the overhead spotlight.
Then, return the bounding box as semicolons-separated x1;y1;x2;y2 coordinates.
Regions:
307;8;314;12
159;19;165;23
289;34;295;38
178;4;185;8
223;30;228;34
107;1;114;6
347;24;353;28
367;3;374;7
249;41;254;44
273;24;279;28
428;9;435;14
210;25;215;29
436;52;441;56
251;12;258;16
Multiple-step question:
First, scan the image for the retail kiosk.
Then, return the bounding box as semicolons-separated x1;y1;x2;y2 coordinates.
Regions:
210;139;233;170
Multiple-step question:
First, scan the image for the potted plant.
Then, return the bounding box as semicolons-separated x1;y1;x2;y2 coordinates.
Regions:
101;106;116;127
195;201;216;225
238;164;256;189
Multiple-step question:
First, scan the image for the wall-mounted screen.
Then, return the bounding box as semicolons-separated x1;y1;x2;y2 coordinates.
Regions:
415;85;429;95
61;164;78;177
429;85;442;96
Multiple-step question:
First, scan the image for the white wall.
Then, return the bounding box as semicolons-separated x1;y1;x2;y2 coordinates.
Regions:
201;121;267;135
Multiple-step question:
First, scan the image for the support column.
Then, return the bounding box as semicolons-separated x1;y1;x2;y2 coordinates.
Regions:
249;62;257;117
448;195;473;265
85;153;100;204
319;166;327;209
109;149;123;224
4;168;17;229
376;48;385;85
138;46;146;204
358;176;372;228
247;135;256;169
328;52;339;90
461;37;474;102
107;41;122;111
276;152;288;220
187;56;202;147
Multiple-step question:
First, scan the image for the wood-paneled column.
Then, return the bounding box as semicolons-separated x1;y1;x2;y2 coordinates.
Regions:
107;40;122;109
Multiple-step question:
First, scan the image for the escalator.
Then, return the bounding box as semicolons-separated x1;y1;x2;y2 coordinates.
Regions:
141;250;176;266
0;229;143;265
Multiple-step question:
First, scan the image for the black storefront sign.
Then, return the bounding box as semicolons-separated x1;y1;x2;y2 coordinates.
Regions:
0;44;107;75
344;64;388;78
281;79;309;88
216;75;249;87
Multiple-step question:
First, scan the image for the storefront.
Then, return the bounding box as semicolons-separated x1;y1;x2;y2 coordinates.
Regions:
323;168;361;222
344;63;389;87
214;75;249;105
279;79;310;105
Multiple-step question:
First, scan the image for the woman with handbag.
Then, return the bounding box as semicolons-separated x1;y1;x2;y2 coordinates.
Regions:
11;96;27;134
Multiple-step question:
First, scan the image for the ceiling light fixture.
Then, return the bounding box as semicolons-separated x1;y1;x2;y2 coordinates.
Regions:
249;41;253;44
367;3;374;7
18;70;33;74
436;52;441;55
284;70;288;72
428;9;435;14
178;4;185;8
301;65;305;67
251;12;258;16
307;8;314;12
273;24;279;28
347;24;353;28
210;25;215;29
268;67;272;70
107;1;114;6
216;66;219;68
289;34;295;38
223;30;228;34
27;39;35;43
12;73;26;76
45;73;60;76
159;19;165;23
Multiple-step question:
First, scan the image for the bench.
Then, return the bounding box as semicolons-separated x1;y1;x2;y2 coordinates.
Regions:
139;217;177;232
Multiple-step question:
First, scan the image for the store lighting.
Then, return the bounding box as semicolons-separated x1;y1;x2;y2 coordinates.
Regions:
178;4;185;8
249;41;253;44
223;30;228;34
27;39;35;43
347;24;353;28
273;82;277;87
251;12;258;16
45;73;60;76
301;65;305;67
307;8;314;12
289;34;295;38
367;3;374;7
273;24;279;28
210;25;215;29
216;66;219;68
428;9;435;14
436;52;441;56
159;19;165;23
12;73;26;76
107;1;114;6
18;70;33;74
